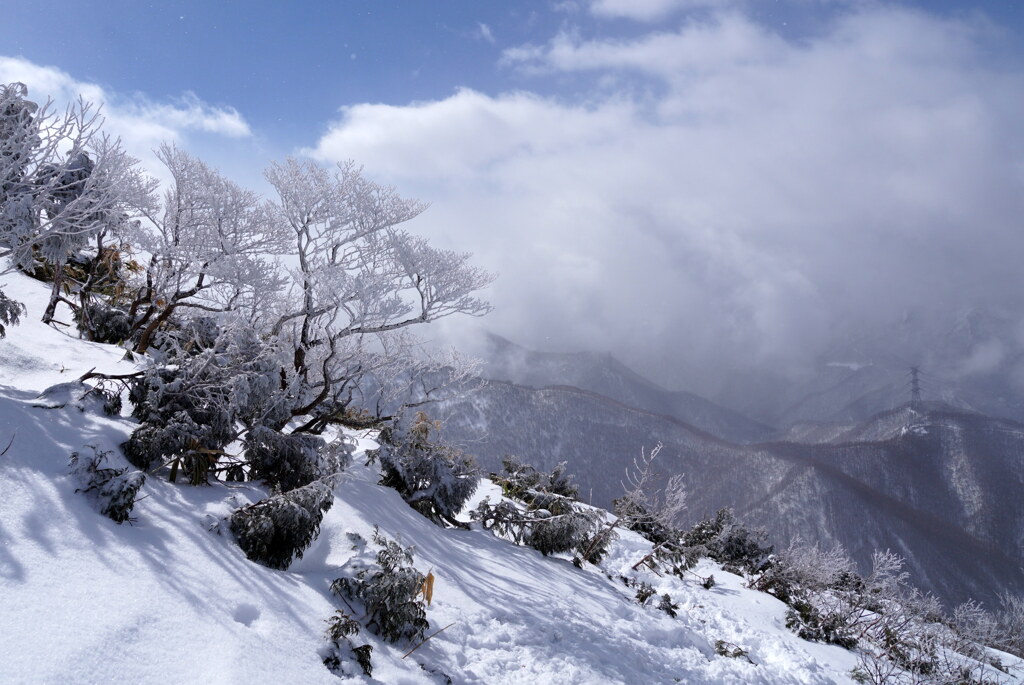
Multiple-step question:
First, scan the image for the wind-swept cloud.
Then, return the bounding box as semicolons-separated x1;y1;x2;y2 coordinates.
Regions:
588;0;736;22
0;56;252;178
476;22;496;44
305;6;1024;391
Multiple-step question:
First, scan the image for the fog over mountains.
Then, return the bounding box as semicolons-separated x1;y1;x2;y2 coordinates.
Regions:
438;331;1024;610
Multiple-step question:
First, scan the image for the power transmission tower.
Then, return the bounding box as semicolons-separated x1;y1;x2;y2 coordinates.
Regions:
909;366;922;406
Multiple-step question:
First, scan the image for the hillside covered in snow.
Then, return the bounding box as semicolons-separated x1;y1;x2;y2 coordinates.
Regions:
2;262;1023;684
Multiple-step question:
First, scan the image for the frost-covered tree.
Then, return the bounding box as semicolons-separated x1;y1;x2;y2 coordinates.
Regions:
0;82;156;326
584;443;686;564
127;144;285;354
264;159;493;422
994;593;1024;657
375;411;479;528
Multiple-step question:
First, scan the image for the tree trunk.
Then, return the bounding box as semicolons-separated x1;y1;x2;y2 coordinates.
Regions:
41;261;65;325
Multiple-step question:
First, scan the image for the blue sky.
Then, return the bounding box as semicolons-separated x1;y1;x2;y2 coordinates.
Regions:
6;1;1021;149
3;0;1024;389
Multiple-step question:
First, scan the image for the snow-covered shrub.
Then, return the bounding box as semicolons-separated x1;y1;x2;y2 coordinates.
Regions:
714;640;754;664
490;456;544;499
683;508;772;575
771;547;1009;684
229;478;334;570
244;426;330;491
376;412;479;528
613;495;676;547
321;610;373;678
635;582;656;604
526;494;607;559
658;593;680;618
936;600;1014;682
83;302;131;344
472;486;608;561
753;540;858;604
124;325;290;484
993;593;1024;658
475;456;609;560
331;529;429;643
491;456;578;501
851;598;1013;685
0;290;24;338
69;445;145;523
785;597;859;650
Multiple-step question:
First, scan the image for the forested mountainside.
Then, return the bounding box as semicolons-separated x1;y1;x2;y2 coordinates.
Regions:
440;382;1024;609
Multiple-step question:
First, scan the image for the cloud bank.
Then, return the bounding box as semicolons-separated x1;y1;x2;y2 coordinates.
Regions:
306;6;1024;391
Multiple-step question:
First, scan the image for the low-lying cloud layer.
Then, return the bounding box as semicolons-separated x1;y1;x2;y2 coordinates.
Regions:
308;6;1024;391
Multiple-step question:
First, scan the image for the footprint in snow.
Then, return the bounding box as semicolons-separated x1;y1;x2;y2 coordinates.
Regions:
232;603;261;626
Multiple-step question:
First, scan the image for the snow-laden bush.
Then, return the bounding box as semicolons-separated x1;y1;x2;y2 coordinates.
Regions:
0;290;24;338
748;546;1012;682
82;302;131;344
613;495;676;548
376;412;479;528
683;508;772;576
69;445;145;523
244;426;344;491
124;325;290;484
321;611;373;678
523;493;607;559
753;540;859;605
229;478;334;570
473;459;609;562
850;594;1013;685
491;456;578;501
331;529;429;644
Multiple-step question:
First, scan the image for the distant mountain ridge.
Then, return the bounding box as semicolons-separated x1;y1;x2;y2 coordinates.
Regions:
477;332;774;443
440;377;1024;610
714;306;1024;429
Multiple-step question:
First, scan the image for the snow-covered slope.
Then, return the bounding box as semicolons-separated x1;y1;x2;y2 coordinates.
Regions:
0;371;858;683
2;270;1021;684
0;272;887;684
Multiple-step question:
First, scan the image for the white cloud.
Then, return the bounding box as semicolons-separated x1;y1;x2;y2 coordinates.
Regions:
0;56;252;179
588;0;735;22
306;88;635;180
503;14;787;76
477;22;496;44
300;8;1024;388
122;91;251;139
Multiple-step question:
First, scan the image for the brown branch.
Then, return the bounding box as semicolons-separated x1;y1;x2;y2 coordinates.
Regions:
77;368;144;383
401;622;455;659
